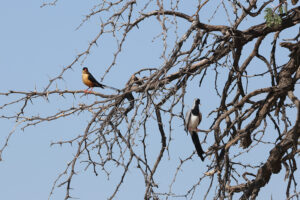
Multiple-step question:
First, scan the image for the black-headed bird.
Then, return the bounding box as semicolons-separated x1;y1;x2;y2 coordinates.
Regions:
82;67;104;93
185;98;205;161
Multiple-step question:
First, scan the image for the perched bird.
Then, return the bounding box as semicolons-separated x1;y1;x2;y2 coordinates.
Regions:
82;67;104;93
185;98;205;161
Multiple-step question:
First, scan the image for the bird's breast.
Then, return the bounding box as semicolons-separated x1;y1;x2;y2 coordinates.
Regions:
82;74;94;87
189;114;200;129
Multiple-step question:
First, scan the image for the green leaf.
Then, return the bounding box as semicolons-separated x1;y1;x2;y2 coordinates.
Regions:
264;7;282;27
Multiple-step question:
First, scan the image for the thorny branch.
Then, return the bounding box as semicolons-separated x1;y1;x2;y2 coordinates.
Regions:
1;1;300;199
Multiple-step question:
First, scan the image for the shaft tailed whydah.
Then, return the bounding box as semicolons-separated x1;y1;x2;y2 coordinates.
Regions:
82;67;104;93
185;98;205;161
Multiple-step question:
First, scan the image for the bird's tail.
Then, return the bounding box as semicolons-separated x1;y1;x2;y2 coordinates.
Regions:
101;84;121;92
191;132;205;161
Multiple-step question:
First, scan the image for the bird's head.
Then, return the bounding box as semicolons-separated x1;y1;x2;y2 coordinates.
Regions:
194;98;200;106
82;67;89;73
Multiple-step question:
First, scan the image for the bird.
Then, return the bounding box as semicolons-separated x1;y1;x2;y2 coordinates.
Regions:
185;98;205;161
82;67;105;93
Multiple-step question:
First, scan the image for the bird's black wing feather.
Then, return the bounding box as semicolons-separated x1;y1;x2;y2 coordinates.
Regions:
191;132;205;161
184;109;191;133
198;112;202;126
88;73;104;88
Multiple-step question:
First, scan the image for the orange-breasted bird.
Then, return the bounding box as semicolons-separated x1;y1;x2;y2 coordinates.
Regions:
82;67;105;93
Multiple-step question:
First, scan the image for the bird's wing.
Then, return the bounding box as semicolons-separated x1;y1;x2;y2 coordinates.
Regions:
191;131;205;161
198;112;202;126
184;109;192;133
88;73;104;88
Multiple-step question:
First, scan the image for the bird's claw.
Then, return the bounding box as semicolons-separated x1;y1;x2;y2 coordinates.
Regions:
84;89;93;94
188;128;201;132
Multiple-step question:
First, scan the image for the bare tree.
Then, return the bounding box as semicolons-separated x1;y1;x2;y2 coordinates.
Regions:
1;1;300;199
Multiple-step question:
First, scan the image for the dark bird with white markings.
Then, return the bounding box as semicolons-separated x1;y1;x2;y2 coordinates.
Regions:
185;98;205;161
